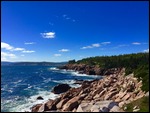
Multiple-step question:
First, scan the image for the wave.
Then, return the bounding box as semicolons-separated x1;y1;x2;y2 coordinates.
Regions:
4;90;59;112
59;69;101;78
48;67;60;71
13;80;22;84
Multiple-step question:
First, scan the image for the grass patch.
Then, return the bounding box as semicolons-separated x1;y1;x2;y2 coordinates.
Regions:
123;96;149;112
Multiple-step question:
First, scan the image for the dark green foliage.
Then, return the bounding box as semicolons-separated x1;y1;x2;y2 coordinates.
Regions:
124;96;149;112
68;59;76;64
77;52;149;91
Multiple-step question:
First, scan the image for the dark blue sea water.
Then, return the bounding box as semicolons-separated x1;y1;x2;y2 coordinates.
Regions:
1;66;102;112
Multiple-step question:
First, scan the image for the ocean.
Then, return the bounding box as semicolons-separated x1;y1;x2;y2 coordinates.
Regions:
1;66;102;112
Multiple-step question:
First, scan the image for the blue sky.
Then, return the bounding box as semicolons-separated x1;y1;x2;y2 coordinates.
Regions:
1;1;149;62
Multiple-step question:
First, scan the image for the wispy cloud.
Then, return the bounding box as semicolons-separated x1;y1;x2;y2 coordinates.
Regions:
113;44;129;49
41;32;55;38
21;54;25;56
1;51;17;61
92;43;100;47
101;42;111;45
62;14;76;22
81;43;100;49
22;50;35;53
1;42;35;54
54;54;61;57
24;42;35;45
143;49;149;53
132;42;141;45
13;48;25;51
59;49;70;52
1;42;25;51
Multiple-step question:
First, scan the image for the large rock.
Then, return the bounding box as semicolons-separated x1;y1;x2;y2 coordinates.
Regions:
56;98;69;109
36;96;44;100
52;84;71;94
44;98;61;111
90;105;100;112
76;102;94;112
109;105;122;112
38;104;46;112
62;96;80;111
104;91;118;100
31;104;42;112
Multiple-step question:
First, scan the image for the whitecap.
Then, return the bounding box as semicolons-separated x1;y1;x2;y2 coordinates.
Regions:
9;90;59;112
49;67;59;71
13;80;22;84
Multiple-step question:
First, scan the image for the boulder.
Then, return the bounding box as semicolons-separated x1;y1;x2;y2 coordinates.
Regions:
62;96;80;111
52;84;71;94
101;107;109;112
38;104;46;112
109;105;122;112
76;102;93;112
90;105;100;112
118;101;125;108
31;104;42;112
36;96;44;100
44;99;58;111
56;98;69;109
104;91;118;100
122;93;131;101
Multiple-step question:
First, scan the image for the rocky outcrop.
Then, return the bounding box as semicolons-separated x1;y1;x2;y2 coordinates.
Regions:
59;64;121;76
31;68;146;112
36;96;44;100
52;84;71;94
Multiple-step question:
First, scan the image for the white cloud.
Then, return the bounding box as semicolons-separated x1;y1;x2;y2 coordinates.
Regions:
101;42;111;45
1;42;25;51
24;42;35;45
13;48;25;51
1;42;13;50
81;46;93;49
143;49;149;53
41;32;55;38
54;54;61;57
81;43;100;49
132;42;141;45
59;49;70;52
92;43;100;47
22;50;35;53
1;51;17;61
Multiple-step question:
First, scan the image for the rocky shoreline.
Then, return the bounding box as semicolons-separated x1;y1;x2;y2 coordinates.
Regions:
31;67;147;112
59;64;121;76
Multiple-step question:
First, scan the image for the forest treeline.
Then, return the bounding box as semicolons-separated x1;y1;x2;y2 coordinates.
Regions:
69;52;149;91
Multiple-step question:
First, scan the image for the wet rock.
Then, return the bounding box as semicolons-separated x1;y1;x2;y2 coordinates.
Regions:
36;96;44;100
52;84;71;94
